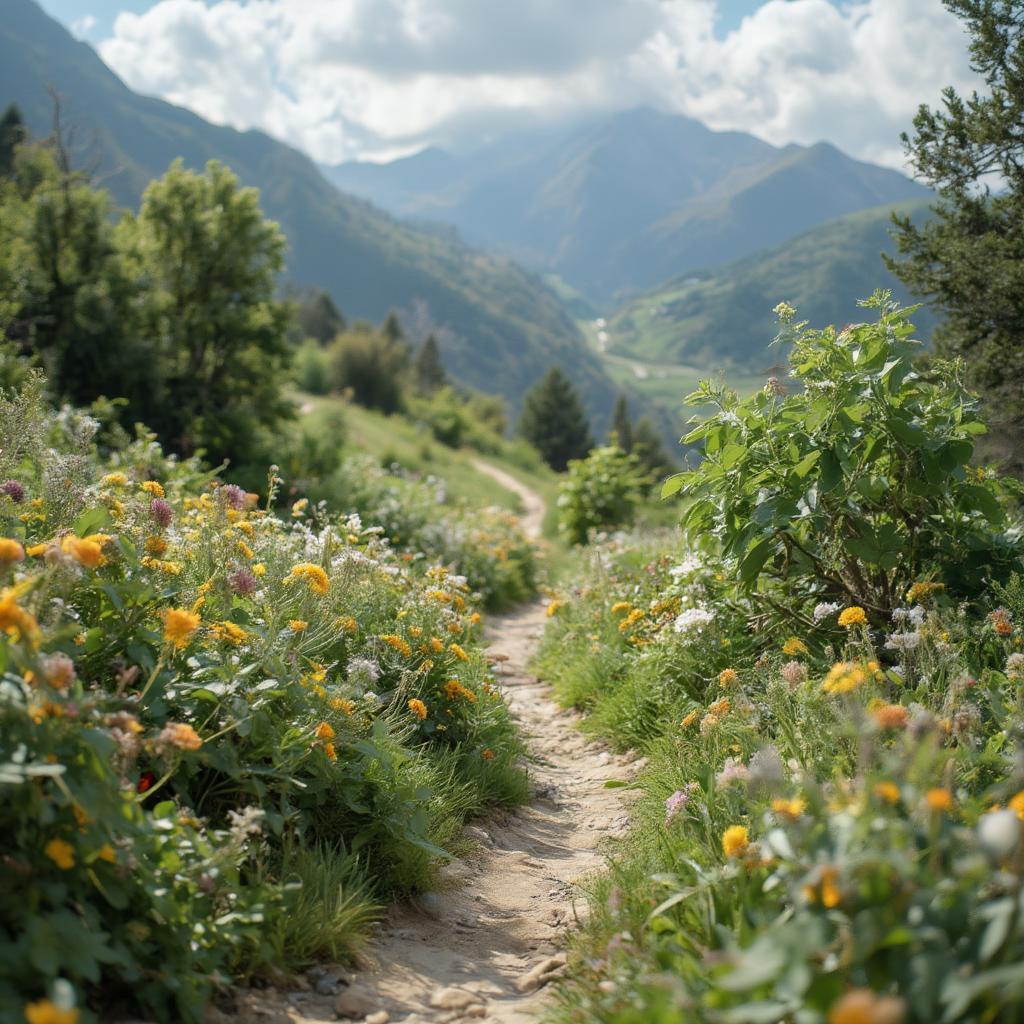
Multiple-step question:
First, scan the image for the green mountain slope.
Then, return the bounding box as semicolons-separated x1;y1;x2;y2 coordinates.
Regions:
0;0;616;422
607;201;937;368
325;107;928;305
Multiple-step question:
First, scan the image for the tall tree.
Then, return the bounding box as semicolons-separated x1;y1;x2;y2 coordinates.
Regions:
294;287;346;345
1;139;153;412
117;159;292;467
610;393;633;451
328;326;409;413
632;416;674;482
414;334;447;394
886;0;1024;468
0;104;25;179
518;367;593;471
381;310;405;344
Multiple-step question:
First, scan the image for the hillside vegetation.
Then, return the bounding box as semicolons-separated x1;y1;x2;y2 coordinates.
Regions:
327;107;927;304
0;0;616;423
608;201;937;367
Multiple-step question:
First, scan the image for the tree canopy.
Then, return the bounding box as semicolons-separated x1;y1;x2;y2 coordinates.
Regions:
887;0;1024;468
518;367;593;472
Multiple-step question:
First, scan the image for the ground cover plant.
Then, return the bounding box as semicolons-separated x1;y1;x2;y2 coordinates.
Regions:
0;371;531;1024
539;298;1024;1023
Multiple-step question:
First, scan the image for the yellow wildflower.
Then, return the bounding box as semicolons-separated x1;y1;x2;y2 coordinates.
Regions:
335;615;358;634
144;536;168;555
0;538;25;563
380;634;412;657
782;637;808;656
546;599;565;617
291;498;308;517
610;601;632;616
209;620;249;646
140;480;165;498
61;534;107;569
872;704;909;730
1008;791;1024;820
408;698;427;720
24;1000;80;1024
771;797;806;820
873;781;901;804
96;843;117;864
925;787;954;812
44;838;75;870
0;589;39;644
718;668;738;688
236;539;254;560
838;606;867;628
324;742;337;761
252;563;266;577
329;698;355;715
822;662;869;695
906;581;945;604
163;608;201;649
430;637;444;653
289;619;309;632
286;562;330;596
101;472;128;487
449;642;469;661
681;710;698;729
721;825;749;859
161;722;203;751
315;722;335;741
26;543;48;557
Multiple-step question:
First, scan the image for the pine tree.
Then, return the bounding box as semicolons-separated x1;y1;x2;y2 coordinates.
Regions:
0;105;25;178
414;334;447;394
610;393;633;451
297;288;346;345
518;367;593;471
886;0;1024;468
632;416;674;482
381;310;405;343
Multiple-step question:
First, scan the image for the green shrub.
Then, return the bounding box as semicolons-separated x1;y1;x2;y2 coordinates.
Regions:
557;444;645;545
294;339;331;395
665;294;1023;624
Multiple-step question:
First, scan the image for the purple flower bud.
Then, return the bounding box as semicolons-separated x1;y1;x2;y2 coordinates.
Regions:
0;480;26;504
220;484;247;510
227;566;257;596
150;498;173;528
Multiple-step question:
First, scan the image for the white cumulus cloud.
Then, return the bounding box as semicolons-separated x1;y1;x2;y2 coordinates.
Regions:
97;0;979;169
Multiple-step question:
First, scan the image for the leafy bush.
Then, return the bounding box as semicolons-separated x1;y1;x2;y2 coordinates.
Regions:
540;299;1024;1023
557;445;645;545
665;295;1023;623
0;377;528;1022
294;339;331;396
328;327;409;413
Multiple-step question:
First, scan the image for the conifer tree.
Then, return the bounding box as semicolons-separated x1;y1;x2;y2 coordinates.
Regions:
0;105;25;178
886;0;1024;467
518;367;593;471
610;393;633;451
414;334;447;394
632;416;674;481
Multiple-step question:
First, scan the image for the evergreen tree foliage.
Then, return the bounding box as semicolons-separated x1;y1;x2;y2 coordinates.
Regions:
610;393;633;451
0;104;25;178
632;416;674;482
518;367;593;472
381;310;405;343
414;334;447;394
116;159;293;466
886;0;1024;468
294;287;346;345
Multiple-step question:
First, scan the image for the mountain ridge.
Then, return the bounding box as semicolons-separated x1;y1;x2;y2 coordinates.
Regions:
324;106;929;305
0;0;618;423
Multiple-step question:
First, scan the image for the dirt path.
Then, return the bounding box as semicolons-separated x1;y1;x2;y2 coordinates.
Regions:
231;482;634;1024
470;460;546;540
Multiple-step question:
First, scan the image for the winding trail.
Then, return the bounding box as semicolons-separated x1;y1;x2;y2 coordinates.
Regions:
232;471;635;1024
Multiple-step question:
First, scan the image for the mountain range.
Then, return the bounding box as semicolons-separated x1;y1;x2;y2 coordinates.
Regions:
606;200;938;368
0;0;617;423
325;107;929;305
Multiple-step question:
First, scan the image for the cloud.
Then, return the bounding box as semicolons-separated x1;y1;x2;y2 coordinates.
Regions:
71;13;98;37
98;0;979;169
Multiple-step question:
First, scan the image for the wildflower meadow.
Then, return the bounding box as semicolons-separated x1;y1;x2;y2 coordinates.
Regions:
0;371;534;1022
538;299;1024;1023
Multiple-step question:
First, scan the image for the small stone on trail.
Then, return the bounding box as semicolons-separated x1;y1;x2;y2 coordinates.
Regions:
515;953;568;993
413;891;446;919
365;1013;390;1024
428;986;485;1010
333;984;378;1019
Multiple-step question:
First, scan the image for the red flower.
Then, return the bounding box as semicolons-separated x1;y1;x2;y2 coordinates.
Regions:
137;771;156;794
